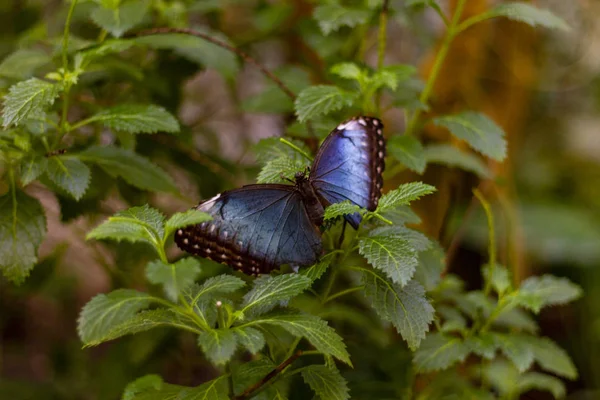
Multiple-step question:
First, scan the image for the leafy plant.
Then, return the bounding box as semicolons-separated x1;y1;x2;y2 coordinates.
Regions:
0;0;582;399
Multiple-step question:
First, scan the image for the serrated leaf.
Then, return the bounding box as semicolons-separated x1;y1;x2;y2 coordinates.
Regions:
528;336;577;379
515;275;582;313
184;275;247;308
414;241;445;291
133;31;239;79
372;65;416;92
482;264;511;296
481;2;569;31
249;312;351;365
165;210;211;240
369;225;431;253
295;85;357;122
124;375;229;400
377;182;436;212
78;289;161;345
314;4;372;35
324;201;363;221
146;258;201;303
91;0;149;38
254;137;312;164
491;333;534;372
301;255;333;282
81;104;179;134
423;143;492;178
434;112;507;161
362;273;434;350
0;49;50;80
2;78;61;127
122;374;163;400
46;157;91;200
87;205;165;251
0;190;46;284
387;135;426;174
330;62;364;81
359;234;418;286
493;307;539;333
20;156;47;186
198;329;238;365
241;274;312;317
301;365;350;400
257;155;308;184
75;39;135;69
413;333;469;372
517;372;566;399
78;146;178;193
233;358;287;400
465;332;498;360
234;326;265;354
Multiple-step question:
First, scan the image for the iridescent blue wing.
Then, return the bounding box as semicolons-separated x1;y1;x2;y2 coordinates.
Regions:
310;116;385;229
175;185;322;275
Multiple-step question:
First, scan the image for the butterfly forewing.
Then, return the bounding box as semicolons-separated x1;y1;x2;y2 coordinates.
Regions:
175;185;322;275
309;116;386;228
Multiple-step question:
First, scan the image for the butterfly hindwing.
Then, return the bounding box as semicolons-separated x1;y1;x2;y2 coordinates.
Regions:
175;185;322;275
310;116;385;228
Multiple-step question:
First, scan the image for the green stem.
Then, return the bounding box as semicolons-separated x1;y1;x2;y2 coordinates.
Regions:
404;0;467;136
9;166;17;235
323;286;364;304
57;0;78;148
375;0;390;115
473;188;496;297
279;138;312;161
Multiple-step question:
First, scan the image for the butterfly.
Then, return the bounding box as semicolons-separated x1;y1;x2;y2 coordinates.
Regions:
175;116;385;275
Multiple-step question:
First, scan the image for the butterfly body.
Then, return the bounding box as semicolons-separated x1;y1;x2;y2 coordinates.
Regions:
175;116;385;275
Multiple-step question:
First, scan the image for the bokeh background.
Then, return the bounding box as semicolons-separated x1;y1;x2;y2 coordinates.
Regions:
0;0;599;399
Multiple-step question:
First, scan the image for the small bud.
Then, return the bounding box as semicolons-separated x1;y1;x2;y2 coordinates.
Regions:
216;300;222;307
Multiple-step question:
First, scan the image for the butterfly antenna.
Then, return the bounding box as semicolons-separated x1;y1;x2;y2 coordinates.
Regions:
337;220;347;248
279;173;294;184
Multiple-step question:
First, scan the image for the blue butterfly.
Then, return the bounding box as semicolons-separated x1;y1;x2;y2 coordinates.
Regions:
175;116;385;275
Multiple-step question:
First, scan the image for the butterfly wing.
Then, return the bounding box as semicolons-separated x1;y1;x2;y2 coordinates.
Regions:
175;185;322;275
310;116;385;228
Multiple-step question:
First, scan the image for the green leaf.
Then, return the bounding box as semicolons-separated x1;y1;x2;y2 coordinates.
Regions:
413;333;470;372
433;112;507;161
78;289;161;345
257;155;308;184
0;190;46;284
479;2;569;31
314;4;372;35
482;264;511;296
377;182;436;212
465;332;498;360
122;374;163;400
46;157;91;200
254;137;312;164
517;372;566;399
91;0;149;38
233;358;286;399
295;85;357;122
493;307;539;333
133;31;239;79
198;329;238;365
79;105;180;134
359;234;418;286
146;258;201;303
330;62;364;81
234;326;265;354
491;333;534;372
241;274;312;317
165;210;212;240
87;205;165;250
324;201;363;221
301;365;350;400
20;156;48;186
362;273;434;350
423;144;492;178
372;65;417;92
414;241;445;291
185;275;247;308
388;136;426;174
250;311;351;365
301;255;333;282
75;39;135;69
0;49;50;80
369;225;431;253
528;336;577;379
78;146;178;193
514;275;582;313
2;78;61;127
124;375;229;400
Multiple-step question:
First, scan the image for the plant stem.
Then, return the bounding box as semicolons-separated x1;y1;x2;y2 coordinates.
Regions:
279;138;312;161
404;0;468;136
323;286;364;304
473;188;496;297
57;0;78;148
375;0;390;114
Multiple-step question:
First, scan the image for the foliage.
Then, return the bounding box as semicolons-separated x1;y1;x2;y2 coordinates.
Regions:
0;0;581;399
